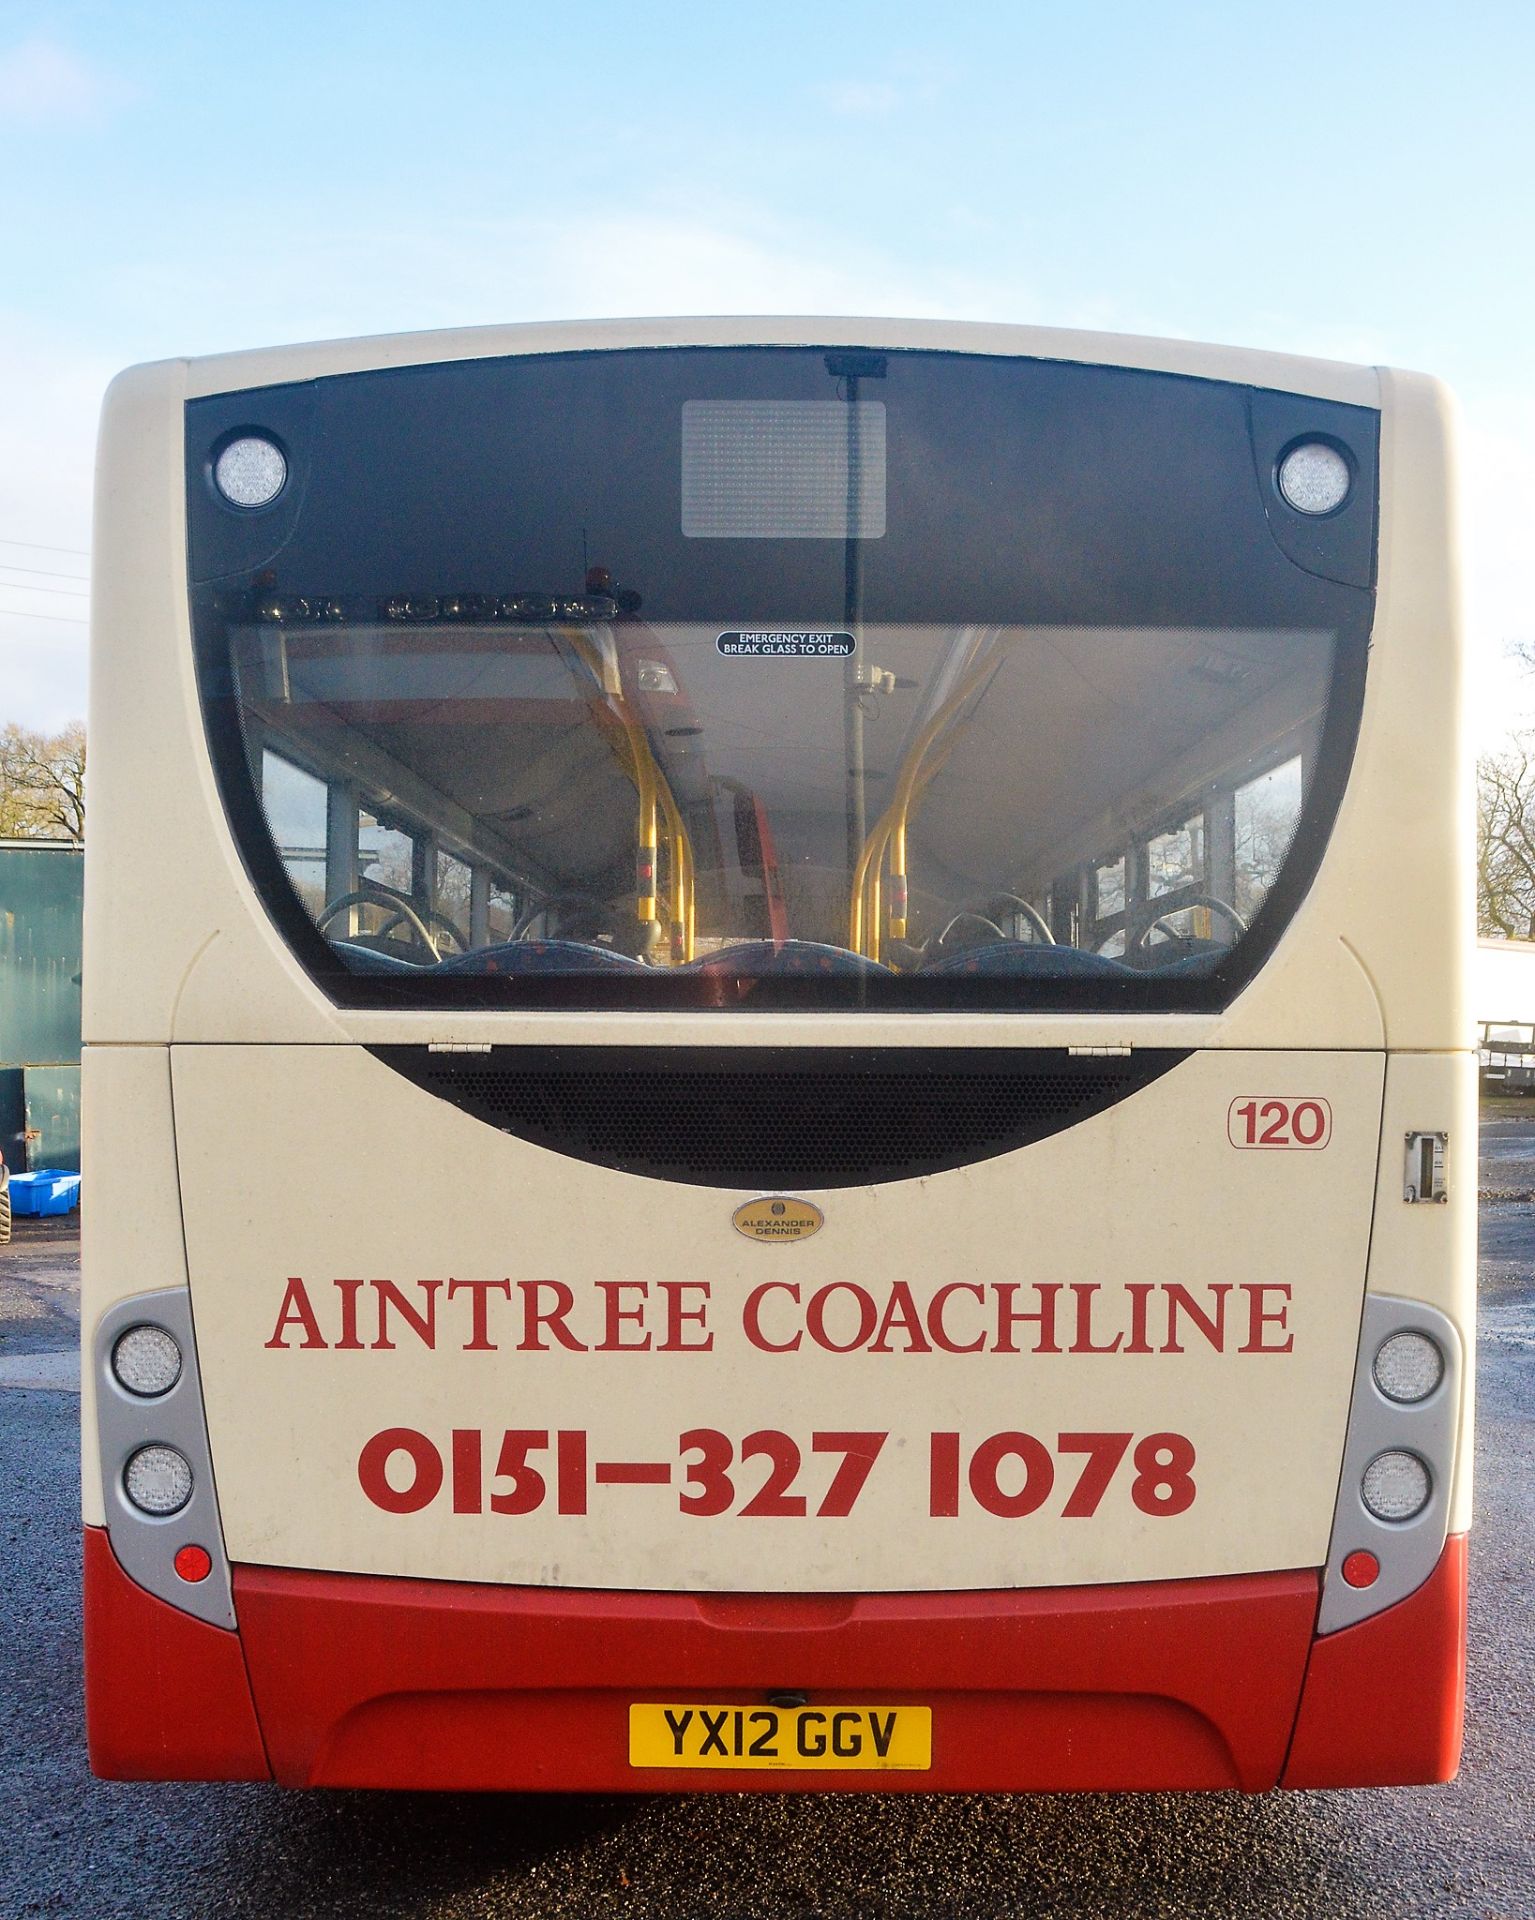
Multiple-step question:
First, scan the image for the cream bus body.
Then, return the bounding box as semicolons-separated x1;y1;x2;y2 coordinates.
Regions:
82;318;1471;1792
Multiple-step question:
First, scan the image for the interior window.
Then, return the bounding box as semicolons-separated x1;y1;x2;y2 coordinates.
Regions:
260;751;328;919
1234;757;1304;923
488;885;518;941
1148;820;1204;899
359;812;414;898
1094;859;1126;919
435;851;473;947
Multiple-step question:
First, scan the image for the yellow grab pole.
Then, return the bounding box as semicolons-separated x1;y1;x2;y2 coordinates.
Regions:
660;786;696;961
848;703;973;960
884;658;999;941
561;627;698;950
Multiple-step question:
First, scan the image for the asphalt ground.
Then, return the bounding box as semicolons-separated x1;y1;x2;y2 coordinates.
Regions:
1;1122;1532;1920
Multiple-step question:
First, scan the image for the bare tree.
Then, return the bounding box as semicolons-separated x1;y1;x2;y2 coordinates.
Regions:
1477;737;1535;937
0;721;86;842
1233;760;1302;921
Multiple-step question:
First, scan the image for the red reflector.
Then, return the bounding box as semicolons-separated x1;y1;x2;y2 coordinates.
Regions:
174;1544;213;1584
1341;1549;1380;1589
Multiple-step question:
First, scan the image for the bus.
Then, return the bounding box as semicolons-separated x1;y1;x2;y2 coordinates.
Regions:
82;318;1471;1792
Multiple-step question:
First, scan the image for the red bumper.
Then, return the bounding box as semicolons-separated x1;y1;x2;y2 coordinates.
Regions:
83;1527;269;1781
83;1528;1467;1792
1281;1531;1467;1787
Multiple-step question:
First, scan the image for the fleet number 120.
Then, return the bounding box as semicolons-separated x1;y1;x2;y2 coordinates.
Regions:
1227;1096;1331;1150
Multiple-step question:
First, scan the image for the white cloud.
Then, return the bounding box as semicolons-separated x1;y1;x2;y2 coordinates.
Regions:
815;79;903;117
500;209;1032;324
93;202;1046;350
0;36;120;125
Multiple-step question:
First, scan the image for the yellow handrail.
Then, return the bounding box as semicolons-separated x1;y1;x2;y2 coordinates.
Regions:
659;783;696;962
560;628;696;957
850;733;963;960
848;654;999;956
886;657;998;940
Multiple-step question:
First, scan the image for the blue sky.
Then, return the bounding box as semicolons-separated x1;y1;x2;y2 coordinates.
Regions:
2;0;1532;734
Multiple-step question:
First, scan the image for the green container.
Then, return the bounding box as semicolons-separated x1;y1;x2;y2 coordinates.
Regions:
0;842;83;1173
0;841;83;1072
23;1065;80;1173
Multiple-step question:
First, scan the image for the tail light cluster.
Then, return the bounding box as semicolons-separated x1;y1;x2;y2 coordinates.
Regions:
1317;1293;1461;1634
93;1289;235;1629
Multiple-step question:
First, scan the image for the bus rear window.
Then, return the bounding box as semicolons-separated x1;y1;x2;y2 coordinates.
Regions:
187;346;1376;1011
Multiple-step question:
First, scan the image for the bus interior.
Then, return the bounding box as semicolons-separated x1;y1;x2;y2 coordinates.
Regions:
233;592;1322;986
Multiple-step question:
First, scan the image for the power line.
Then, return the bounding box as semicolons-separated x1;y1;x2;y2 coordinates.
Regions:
0;607;88;626
0;561;90;583
0;536;90;558
0;579;89;600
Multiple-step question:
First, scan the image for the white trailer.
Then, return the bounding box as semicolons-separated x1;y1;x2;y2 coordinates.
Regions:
1476;938;1535;1089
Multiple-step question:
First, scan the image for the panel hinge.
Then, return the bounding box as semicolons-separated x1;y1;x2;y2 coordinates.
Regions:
427;1041;492;1054
1069;1043;1132;1058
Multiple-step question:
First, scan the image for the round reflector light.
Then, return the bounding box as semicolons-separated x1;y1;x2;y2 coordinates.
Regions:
174;1543;213;1583
1373;1329;1444;1403
214;434;287;508
1341;1548;1380;1589
123;1444;193;1516
1361;1449;1431;1522
110;1323;182;1397
1277;440;1351;515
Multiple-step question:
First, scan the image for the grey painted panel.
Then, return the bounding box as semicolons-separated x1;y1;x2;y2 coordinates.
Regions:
91;1287;236;1630
1317;1292;1462;1635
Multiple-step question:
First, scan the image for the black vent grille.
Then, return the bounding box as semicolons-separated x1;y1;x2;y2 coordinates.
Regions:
370;1046;1186;1189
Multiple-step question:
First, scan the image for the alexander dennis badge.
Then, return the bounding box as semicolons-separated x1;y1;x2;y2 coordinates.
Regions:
732;1196;825;1242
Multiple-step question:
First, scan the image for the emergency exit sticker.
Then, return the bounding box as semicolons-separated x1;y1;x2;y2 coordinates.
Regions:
717;631;856;657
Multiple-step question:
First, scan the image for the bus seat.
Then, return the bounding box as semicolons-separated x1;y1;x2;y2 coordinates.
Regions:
435;940;647;975
330;941;433;974
682;940;893;978
919;944;1135;978
1139;945;1227;974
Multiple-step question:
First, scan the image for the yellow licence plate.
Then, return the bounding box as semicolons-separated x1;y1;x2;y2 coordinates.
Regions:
629;1703;931;1772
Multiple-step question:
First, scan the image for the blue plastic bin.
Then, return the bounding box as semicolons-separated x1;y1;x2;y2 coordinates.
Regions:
6;1170;81;1216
